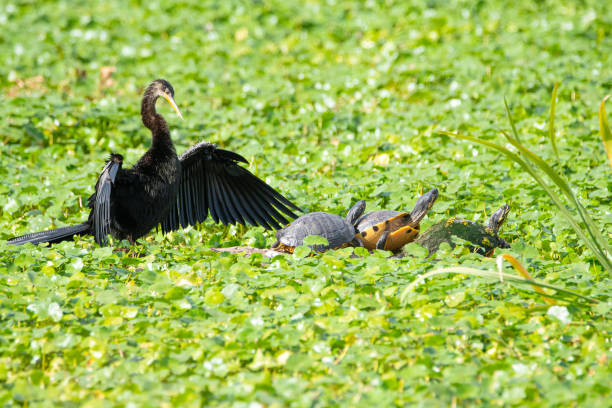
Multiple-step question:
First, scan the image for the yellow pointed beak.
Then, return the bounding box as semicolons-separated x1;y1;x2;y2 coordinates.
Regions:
161;92;183;119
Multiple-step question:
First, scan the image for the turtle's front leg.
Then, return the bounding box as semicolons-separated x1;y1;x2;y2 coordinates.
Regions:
350;237;363;247
376;231;390;250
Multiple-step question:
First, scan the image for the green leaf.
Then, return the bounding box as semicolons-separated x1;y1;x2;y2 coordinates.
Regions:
292;246;312;258
204;288;225;305
404;242;429;258
549;82;559;159
164;286;186;301
593;302;611;316
599;95;612;169
444;292;466;307
303;235;330;246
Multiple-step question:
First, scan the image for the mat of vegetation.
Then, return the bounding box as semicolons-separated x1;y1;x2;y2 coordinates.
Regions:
0;0;610;406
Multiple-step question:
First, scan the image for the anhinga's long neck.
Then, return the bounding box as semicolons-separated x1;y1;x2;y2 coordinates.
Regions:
141;93;173;149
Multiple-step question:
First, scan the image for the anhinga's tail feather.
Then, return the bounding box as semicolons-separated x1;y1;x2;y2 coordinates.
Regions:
8;223;90;246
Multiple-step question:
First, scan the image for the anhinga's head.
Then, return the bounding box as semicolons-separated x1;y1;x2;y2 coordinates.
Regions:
144;79;183;119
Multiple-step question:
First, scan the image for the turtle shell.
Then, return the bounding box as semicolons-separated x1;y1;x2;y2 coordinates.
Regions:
415;204;511;257
275;212;356;253
355;211;419;251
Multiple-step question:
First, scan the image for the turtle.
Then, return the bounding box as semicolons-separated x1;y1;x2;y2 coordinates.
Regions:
415;204;511;256
272;200;366;253
355;188;439;251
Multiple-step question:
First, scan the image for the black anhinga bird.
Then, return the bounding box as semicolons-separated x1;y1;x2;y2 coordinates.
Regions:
9;79;300;246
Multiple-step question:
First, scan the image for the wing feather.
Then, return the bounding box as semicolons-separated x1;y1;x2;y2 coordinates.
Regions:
248;177;300;220
161;142;300;232
207;164;231;224
178;175;189;228
227;165;299;221
242;168;301;212
161;200;178;232
225;172;276;229
189;160;206;225
214;167;245;225
93;154;123;246
204;162;220;223
231;175;286;229
217;170;266;227
214;148;249;164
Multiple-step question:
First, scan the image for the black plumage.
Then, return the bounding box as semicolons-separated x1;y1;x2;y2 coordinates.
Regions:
9;79;300;246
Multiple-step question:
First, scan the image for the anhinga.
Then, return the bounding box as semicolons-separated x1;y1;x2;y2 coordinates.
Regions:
9;79;300;246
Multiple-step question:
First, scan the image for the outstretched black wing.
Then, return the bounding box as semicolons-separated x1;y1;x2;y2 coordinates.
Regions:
90;154;123;246
161;142;300;233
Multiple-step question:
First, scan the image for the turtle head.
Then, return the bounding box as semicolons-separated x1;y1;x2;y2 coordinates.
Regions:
346;200;366;226
408;188;439;227
488;204;510;234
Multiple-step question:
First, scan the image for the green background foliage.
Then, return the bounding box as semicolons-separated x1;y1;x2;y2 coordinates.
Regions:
0;0;610;406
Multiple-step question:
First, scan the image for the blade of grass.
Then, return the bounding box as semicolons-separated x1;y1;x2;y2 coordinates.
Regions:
399;266;599;305
599;95;612;169
504;97;521;143
501;131;611;264
498;254;555;305
482;132;610;271
503;98;609;261
441;130;612;272
549;83;560;160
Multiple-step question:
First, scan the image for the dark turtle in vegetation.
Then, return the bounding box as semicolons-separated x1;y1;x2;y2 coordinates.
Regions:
355;188;438;251
416;204;511;256
273;200;366;253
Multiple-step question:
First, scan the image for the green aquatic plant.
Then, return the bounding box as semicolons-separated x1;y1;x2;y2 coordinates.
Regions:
443;87;612;273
